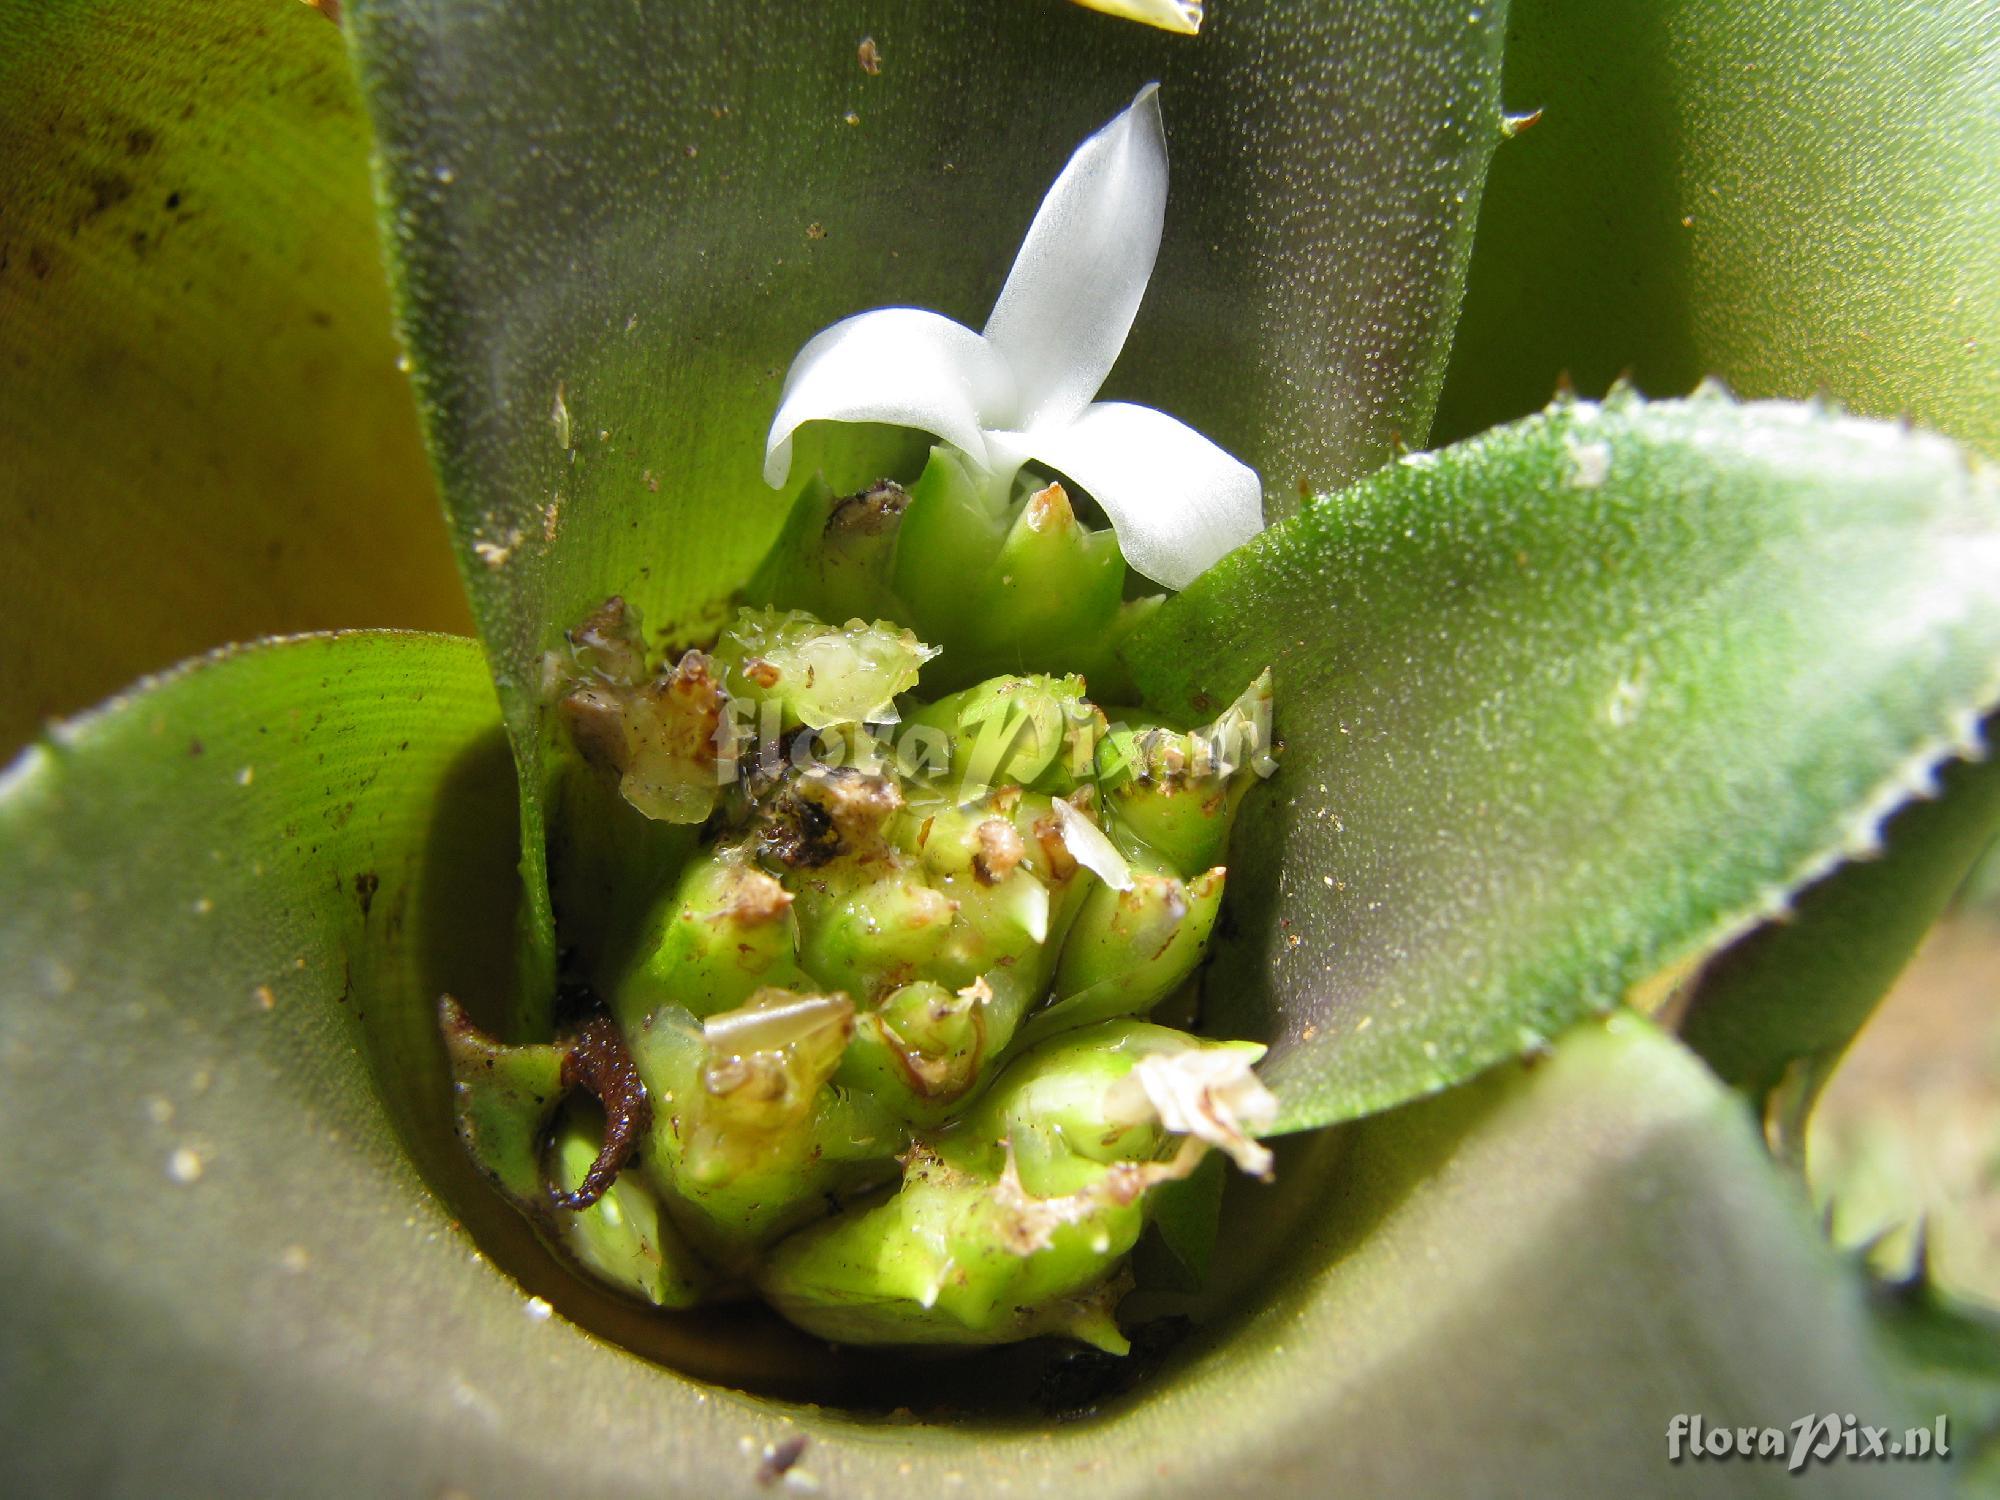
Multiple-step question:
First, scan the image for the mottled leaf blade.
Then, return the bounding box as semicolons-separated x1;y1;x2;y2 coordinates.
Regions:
0;0;469;757
1126;395;2000;1131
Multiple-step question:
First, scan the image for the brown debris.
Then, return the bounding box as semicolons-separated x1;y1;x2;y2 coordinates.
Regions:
564;595;649;684
757;1433;810;1485
551;1014;652;1211
759;766;902;868
729;868;795;927
1033;813;1080;883
552;600;732;817
826;479;909;538
972;818;1025;886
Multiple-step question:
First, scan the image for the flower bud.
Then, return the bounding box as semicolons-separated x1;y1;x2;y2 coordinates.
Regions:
628;993;906;1263
903;673;1104;794
1035;849;1226;1042
838;978;991;1126
758;1022;1272;1351
1096;669;1273;878
547;1105;710;1308
615;848;809;1026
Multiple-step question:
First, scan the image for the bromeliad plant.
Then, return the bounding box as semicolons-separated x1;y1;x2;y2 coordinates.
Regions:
4;1;2000;1496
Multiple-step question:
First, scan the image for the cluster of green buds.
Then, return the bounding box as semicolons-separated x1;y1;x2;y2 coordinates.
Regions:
445;87;1282;1352
452;561;1277;1349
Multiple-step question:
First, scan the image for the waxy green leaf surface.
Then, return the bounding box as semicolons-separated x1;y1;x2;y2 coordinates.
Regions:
1435;0;2000;457
0;0;469;756
1128;395;2000;1132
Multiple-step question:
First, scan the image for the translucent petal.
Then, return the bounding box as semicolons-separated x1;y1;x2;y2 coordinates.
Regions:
1024;401;1263;589
763;308;1014;487
981;85;1168;433
1053;797;1134;891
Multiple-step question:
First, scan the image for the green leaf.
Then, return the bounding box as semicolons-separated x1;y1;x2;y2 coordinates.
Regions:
0;0;470;757
1867;1273;2000;1489
1434;0;2000;458
1678;742;2000;1131
1168;1017;1943;1495
343;0;1513;1021
0;667;1933;1500
1125;393;2000;1131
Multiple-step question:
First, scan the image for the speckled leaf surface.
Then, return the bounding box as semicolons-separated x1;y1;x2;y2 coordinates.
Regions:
1126;394;2000;1132
344;0;1512;1016
1434;0;2000;457
0;0;469;756
0;662;1928;1500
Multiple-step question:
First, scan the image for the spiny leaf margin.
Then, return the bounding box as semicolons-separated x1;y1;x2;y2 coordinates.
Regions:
1127;390;2000;1132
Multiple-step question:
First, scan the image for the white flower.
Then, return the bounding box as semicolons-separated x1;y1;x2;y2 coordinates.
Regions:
763;85;1263;591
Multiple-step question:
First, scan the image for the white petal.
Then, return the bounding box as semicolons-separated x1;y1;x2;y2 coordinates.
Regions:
1052;798;1134;891
1025;401;1263;589
763;308;1014;487
981;86;1168;433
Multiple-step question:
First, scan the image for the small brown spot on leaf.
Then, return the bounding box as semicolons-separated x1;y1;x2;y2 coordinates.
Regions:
757;1434;809;1485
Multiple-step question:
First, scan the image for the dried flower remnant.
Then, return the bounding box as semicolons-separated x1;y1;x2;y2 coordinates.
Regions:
550;1014;652;1210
